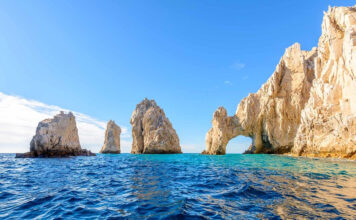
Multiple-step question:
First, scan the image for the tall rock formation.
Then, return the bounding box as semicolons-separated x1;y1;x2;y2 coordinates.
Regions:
16;111;95;158
130;98;182;154
204;5;356;159
204;43;316;155
100;120;121;154
293;6;356;159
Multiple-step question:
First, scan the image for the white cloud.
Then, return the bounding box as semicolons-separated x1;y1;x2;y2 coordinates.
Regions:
0;92;131;153
231;61;245;71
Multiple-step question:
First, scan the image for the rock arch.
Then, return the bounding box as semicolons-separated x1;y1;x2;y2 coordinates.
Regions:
204;6;356;158
203;43;317;155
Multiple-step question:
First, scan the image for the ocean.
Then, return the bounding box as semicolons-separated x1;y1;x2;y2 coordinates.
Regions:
0;153;355;219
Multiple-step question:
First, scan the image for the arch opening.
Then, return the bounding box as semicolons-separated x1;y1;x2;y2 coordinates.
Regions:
225;136;252;154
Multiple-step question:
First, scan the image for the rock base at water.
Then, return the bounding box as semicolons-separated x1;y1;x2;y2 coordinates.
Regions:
15;149;95;158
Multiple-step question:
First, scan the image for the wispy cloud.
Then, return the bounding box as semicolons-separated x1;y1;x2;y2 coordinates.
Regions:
230;61;245;71
0;92;131;153
224;80;232;86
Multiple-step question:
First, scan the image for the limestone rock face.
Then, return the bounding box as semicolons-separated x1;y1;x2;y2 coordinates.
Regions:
293;6;356;159
203;107;241;155
100;120;121;154
204;5;356;159
16;111;95;158
204;43;316;155
130;98;182;154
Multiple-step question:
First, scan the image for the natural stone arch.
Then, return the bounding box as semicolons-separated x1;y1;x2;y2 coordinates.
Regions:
204;6;356;159
203;43;317;155
225;136;253;153
202;107;271;155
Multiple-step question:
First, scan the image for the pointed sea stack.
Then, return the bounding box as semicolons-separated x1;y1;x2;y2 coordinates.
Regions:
100;120;121;154
16;111;95;158
130;98;182;154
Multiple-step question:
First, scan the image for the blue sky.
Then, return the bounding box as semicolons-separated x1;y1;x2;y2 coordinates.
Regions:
0;1;355;153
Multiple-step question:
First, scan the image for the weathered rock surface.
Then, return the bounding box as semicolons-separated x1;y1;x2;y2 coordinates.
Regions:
204;43;316;155
204;5;356;159
131;98;182;154
293;6;356;159
16;111;95;158
100;120;121;154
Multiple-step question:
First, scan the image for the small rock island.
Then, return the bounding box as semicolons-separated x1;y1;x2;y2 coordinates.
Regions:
130;98;182;154
100;120;121;154
16;111;95;158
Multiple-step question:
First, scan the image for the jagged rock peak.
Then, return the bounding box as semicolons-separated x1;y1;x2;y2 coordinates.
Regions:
130;98;182;154
100;120;121;154
16;111;95;158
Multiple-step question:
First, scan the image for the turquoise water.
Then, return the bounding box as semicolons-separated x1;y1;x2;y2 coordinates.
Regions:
0;153;355;219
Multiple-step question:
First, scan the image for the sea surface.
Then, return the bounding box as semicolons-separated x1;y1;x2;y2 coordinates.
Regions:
0;153;356;219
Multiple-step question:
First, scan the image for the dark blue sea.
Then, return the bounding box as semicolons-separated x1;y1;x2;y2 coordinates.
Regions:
0;153;356;219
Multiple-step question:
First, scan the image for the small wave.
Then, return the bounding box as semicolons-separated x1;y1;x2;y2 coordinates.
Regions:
0;153;355;219
16;195;55;210
0;192;15;200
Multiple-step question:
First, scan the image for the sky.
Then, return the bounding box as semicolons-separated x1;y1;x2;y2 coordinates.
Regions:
0;1;355;153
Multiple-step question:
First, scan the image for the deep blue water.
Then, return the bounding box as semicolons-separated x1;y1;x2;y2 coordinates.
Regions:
0;153;356;219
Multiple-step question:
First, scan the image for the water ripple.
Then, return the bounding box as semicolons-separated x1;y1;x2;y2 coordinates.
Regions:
0;153;355;219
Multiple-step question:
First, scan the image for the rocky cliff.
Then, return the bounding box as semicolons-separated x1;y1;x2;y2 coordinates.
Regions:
131;98;182;154
293;6;356;159
100;120;121;154
16;111;95;158
204;5;356;159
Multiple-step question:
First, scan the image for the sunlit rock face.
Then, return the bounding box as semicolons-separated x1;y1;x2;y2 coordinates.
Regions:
130;98;182;154
203;107;242;155
204;43;316;155
16;111;95;158
100;120;121;154
293;6;356;159
204;5;356;159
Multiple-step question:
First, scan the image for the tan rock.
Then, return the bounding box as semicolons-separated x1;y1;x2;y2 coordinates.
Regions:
293;6;356;158
16;111;95;158
100;120;121;154
204;5;356;159
204;43;316;155
131;98;182;154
